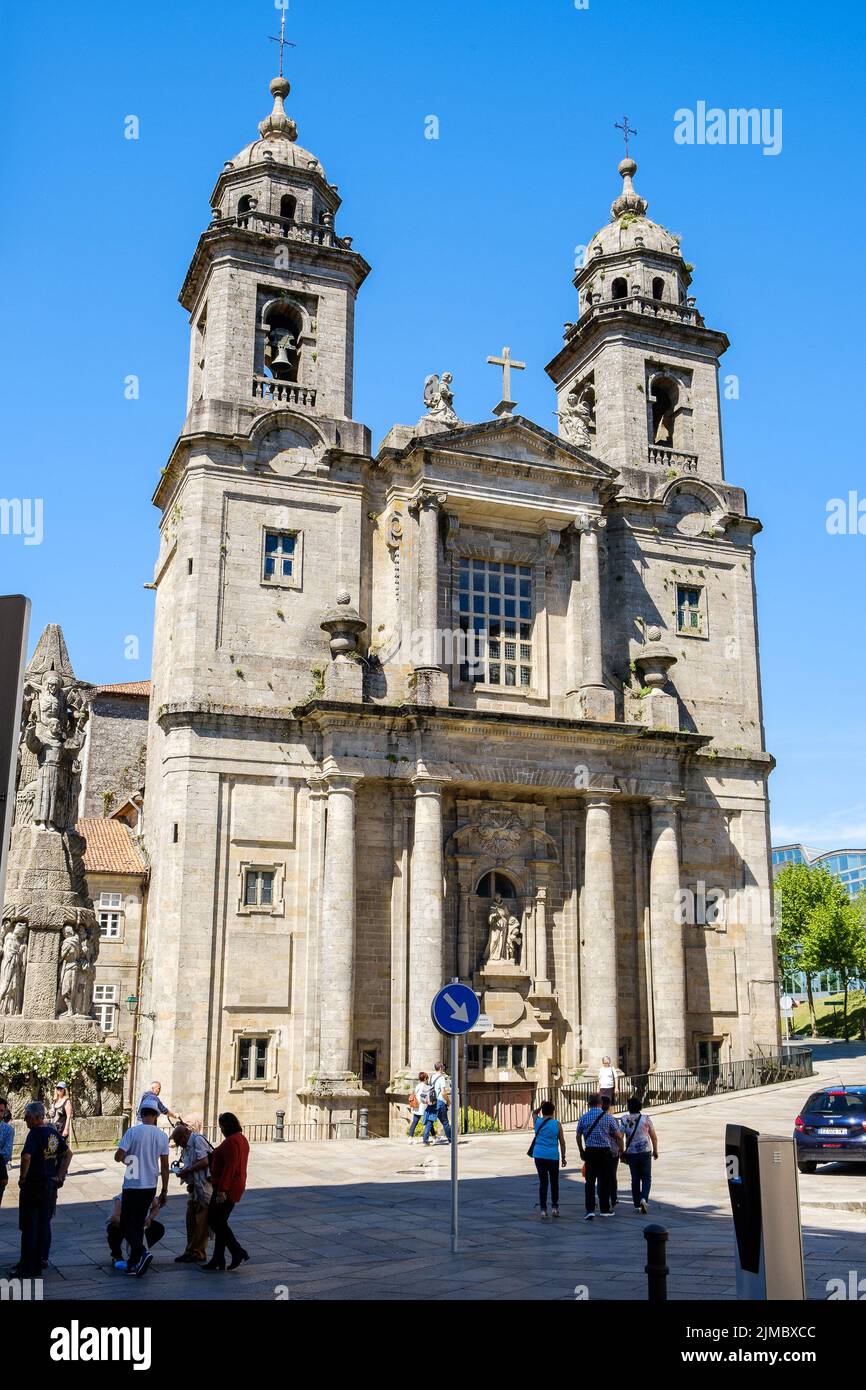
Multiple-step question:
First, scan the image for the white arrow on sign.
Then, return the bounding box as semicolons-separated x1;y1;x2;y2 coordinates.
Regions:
444;991;469;1023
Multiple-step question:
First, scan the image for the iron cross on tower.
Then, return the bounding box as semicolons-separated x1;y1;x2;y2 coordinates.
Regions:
269;9;297;77
486;345;526;419
614;116;637;157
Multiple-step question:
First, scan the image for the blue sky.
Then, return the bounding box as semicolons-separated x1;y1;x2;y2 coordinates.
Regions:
2;0;864;848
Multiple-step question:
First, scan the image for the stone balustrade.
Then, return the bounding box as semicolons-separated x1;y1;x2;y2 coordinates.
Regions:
214;211;352;250
252;377;317;409
648;445;699;473
570;295;703;337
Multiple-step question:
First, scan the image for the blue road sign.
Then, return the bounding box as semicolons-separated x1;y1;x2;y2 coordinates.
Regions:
431;983;480;1037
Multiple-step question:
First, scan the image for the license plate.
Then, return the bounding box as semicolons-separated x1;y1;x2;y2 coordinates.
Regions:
819;1128;846;1137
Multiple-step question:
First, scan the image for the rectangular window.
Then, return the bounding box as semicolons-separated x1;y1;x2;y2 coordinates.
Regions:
263;530;297;583
243;868;274;907
238;1037;268;1082
94;984;118;1034
525;1045;537;1069
457;558;533;687
99;911;122;939
676;584;703;634
496;1045;509;1069
98;892;123;909
481;1044;494;1069
512;1045;524;1069
360;1048;378;1083
467;1045;480;1070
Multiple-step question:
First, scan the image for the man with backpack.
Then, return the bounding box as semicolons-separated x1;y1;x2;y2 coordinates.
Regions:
171;1121;214;1263
431;1062;453;1145
576;1092;622;1221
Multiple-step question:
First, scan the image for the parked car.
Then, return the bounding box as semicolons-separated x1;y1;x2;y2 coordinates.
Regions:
794;1087;866;1172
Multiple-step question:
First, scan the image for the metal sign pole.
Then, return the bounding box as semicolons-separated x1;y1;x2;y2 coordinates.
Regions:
451;1029;458;1254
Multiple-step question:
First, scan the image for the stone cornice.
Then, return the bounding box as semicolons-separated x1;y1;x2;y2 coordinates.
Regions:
545;313;729;381
179;223;371;313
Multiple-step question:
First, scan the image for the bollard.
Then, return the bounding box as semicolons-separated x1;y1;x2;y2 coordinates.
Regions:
275;1109;285;1143
358;1107;369;1140
643;1223;669;1301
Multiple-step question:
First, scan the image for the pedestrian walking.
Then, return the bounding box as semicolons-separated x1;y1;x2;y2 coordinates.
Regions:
171;1121;214;1263
431;1061;453;1144
105;1191;165;1268
576;1092;623;1222
13;1101;72;1278
0;1097;13;1209
407;1072;432;1142
597;1056;617;1105
528;1100;566;1219
113;1100;170;1277
601;1095;620;1209
49;1083;72;1142
620;1096;659;1213
202;1113;250;1272
137;1080;178;1125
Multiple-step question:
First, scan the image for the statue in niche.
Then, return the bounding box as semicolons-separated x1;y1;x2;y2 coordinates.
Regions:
423;372;460;426
485;894;522;966
557;391;593;449
75;925;99;1017
0;921;28;1015
57;924;82;1017
22;672;89;832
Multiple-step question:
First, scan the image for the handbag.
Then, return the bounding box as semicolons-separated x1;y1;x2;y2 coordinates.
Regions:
527;1116;555;1159
620;1114;643;1165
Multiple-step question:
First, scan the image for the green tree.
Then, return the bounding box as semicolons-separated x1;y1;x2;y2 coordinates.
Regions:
774;862;849;1031
801;897;866;1040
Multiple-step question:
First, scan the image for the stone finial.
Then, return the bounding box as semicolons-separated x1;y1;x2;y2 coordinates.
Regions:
321;596;366;660
258;76;298;142
611;157;648;220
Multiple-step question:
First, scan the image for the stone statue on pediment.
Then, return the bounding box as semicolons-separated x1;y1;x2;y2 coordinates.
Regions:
557;391;593;449
423;372;460;426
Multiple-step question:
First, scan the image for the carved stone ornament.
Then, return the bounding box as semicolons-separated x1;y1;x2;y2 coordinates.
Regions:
476;807;524;858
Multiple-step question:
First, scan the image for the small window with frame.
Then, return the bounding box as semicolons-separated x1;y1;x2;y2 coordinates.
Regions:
237;1036;269;1083
676;584;705;637
94;984;119;1033
262;529;303;589
243;868;274;907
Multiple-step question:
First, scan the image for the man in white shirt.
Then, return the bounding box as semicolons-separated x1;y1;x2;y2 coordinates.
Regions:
432;1062;453;1144
171;1122;214;1264
114;1101;170;1277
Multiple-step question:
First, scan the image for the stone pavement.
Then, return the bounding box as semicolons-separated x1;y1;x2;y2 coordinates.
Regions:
2;1041;864;1302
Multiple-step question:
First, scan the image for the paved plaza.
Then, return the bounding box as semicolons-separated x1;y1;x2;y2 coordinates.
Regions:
2;1042;864;1302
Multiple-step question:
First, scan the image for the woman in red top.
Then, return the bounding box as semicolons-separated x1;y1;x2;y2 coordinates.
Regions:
201;1113;250;1272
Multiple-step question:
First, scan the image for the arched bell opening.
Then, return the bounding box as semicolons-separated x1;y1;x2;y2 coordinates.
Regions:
263;302;303;382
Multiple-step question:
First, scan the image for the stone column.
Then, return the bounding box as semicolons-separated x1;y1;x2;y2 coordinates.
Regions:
409;491;449;707
575;514;615;721
581;794;619;1068
534;884;551;992
408;774;446;1067
649;798;687;1072
317;771;362;1078
456;867;472;979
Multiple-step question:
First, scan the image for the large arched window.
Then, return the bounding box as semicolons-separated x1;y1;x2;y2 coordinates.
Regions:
650;376;679;447
652;276;665;301
476;871;517;899
237;194;257;227
611;276;628;300
263;302;303;382
279;194;297;223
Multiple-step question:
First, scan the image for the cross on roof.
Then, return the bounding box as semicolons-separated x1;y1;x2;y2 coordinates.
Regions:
486;345;525;416
269;9;297;77
614;115;637;157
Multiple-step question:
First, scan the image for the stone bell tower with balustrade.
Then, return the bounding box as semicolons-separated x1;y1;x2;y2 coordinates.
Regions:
546;158;728;484
181;73;370;423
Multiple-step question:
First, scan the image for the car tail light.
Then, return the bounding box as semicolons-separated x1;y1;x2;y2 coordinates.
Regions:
795;1115;805;1131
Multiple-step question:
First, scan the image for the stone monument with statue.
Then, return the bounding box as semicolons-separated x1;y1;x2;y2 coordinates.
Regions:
0;624;103;1044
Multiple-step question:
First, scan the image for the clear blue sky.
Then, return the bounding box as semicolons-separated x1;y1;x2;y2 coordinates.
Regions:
2;0;864;848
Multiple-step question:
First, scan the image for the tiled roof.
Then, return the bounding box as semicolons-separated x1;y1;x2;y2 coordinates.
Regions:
93;680;151;697
77;819;147;876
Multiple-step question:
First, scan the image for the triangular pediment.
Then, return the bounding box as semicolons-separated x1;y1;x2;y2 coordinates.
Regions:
380;415;616;481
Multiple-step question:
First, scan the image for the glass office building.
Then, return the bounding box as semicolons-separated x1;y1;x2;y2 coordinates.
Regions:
772;843;866;995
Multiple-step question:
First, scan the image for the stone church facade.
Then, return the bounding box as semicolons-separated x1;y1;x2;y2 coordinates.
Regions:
137;73;779;1135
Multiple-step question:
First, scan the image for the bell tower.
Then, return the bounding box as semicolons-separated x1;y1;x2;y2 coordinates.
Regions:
181;71;370;423
546;157;729;484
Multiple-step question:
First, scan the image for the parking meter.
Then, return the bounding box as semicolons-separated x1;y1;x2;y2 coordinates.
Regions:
725;1123;805;1300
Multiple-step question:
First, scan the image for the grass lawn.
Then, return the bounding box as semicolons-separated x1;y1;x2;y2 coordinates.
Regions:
791;990;866;1040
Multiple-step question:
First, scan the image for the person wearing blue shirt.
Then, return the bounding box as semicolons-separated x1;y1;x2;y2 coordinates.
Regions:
0;1095;14;1208
529;1100;566;1218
